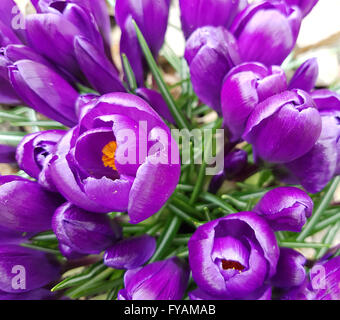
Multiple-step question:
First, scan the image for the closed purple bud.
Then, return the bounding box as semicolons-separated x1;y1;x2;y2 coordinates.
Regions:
115;0;170;86
254;186;313;232
16;130;65;191
289;58;319;92
231;1;302;66
0;176;64;233
0;244;60;293
179;0;248;39
271;248;307;288
243;89;322;163
52;202;122;255
185;26;241;113
188;212;279;299
8;60;78;127
74;36;126;94
283;90;340;193
0;144;16;163
136;88;175;124
26;2;105;79
104;235;156;270
222;62;287;142
118;257;190;300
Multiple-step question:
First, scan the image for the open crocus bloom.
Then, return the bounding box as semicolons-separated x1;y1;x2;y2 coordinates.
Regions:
188;212;279;300
50;92;181;224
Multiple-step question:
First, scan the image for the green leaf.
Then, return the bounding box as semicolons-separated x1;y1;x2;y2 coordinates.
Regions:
0;131;26;146
279;242;331;249
122;53;137;92
133;20;191;130
297;176;340;241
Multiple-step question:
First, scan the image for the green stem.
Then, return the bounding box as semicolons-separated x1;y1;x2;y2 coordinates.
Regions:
297;177;340;241
133;20;190;130
149;214;182;263
122;53;137;92
315;222;340;260
168;204;200;228
200;192;237;214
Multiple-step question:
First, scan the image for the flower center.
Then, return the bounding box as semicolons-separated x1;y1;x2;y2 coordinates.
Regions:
221;259;245;272
102;141;117;170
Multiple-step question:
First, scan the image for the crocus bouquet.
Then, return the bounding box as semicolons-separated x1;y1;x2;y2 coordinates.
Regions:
0;0;339;301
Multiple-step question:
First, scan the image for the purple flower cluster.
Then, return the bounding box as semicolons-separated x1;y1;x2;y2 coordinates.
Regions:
0;0;339;301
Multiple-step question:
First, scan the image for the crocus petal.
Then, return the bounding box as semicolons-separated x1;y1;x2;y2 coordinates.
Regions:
179;0;248;39
0;176;64;232
231;1;302;66
254;186;313;232
185;26;241;113
123;257;190;300
0;144;16;163
136;88;175;124
104;235;156;269
271;248;307;288
0;245;60;293
243;90;322;163
128;150;181;224
52;202;122;255
289;58;318;92
74;36;126;94
9;60;78;127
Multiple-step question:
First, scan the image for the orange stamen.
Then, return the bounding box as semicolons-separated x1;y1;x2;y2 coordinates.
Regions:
102;141;117;170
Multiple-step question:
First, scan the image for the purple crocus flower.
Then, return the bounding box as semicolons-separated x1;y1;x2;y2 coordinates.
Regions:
283;90;340;193
50;92;181;224
0;244;60;293
230;1;302;66
52;202;122;256
184;26;241;113
0;176;64;232
16;130;65;191
271;248;307;289
25;2;105;80
243;89;322;163
118;257;190;300
188;212;279;300
104;235;156;270
179;0;248;39
283;256;340;300
0;144;16;163
208;149;248;193
8;59;79;127
221;62;287;142
253;186;313;232
288;58;319;92
31;0;111;56
115;0;170;86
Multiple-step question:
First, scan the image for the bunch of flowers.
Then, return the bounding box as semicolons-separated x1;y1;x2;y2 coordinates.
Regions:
0;0;339;300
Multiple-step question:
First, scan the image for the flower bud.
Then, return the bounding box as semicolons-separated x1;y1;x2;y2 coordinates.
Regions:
243;89;322;163
118;257;190;300
52;202;122;255
254;186;313;232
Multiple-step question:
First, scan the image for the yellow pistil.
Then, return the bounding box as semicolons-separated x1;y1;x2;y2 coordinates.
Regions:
102;141;117;170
